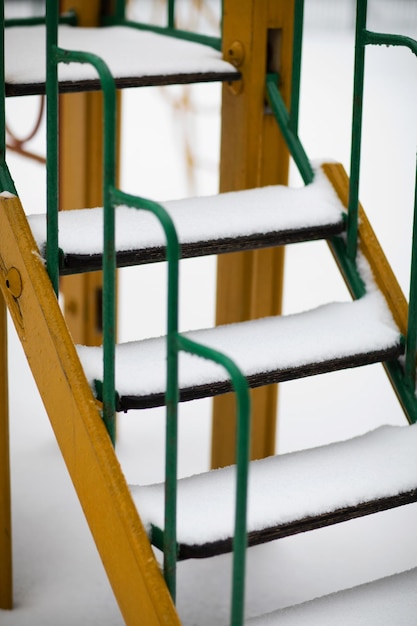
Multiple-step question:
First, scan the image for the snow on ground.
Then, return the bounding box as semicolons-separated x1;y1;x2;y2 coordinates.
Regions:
2;1;417;624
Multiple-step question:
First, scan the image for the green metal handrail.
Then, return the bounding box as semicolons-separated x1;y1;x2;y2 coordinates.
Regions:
349;0;417;260
348;0;417;411
289;0;305;137
45;1;250;620
178;335;251;626
405;158;417;391
266;72;314;185
103;0;222;50
267;0;417;423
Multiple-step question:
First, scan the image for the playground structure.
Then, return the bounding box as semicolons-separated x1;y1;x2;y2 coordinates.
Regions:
1;1;417;623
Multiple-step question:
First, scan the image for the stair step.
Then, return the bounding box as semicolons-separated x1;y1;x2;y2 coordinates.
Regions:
246;567;417;625
5;24;239;96
28;168;345;274
130;423;417;560
77;292;402;411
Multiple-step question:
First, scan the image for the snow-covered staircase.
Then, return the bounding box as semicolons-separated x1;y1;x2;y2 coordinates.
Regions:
132;423;417;560
1;1;417;624
27;166;344;273
4;23;240;95
75;291;402;411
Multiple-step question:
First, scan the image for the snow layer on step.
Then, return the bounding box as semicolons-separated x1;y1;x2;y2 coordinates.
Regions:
130;423;417;546
77;292;400;397
27;167;344;255
246;567;417;625
5;25;236;85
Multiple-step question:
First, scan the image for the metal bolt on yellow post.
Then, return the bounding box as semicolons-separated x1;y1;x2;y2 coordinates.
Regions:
212;0;296;467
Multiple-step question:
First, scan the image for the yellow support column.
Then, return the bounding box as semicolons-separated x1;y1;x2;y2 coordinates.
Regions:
212;1;295;467
0;291;12;609
59;0;117;346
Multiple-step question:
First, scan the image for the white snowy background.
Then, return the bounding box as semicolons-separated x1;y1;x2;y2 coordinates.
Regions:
2;0;417;624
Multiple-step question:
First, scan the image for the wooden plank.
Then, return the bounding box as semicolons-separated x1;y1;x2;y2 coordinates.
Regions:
58;220;345;274
0;291;12;610
212;0;295;467
116;344;402;411
5;71;241;98
0;194;180;625
168;488;417;560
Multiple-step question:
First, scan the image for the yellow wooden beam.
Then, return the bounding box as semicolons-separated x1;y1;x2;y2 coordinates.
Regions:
0;194;180;625
0;290;12;610
212;0;295;467
322;162;408;334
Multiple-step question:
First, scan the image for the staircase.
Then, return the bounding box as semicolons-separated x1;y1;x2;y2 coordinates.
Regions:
1;0;417;624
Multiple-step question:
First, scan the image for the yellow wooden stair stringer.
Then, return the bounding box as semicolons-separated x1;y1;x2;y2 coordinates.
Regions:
0;193;180;625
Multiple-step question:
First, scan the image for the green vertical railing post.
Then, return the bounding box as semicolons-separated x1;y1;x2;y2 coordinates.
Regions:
347;0;367;260
108;189;182;599
167;0;175;29
45;37;119;442
114;0;125;22
178;336;251;626
0;0;5;167
289;0;304;136
45;0;60;295
266;73;314;185
405;156;417;391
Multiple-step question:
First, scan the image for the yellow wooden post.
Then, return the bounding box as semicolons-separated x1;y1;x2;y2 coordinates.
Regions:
212;1;295;467
0;290;12;610
59;0;118;347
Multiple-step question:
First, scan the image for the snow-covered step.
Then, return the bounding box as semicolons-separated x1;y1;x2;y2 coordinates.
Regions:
130;423;417;560
246;567;417;625
77;292;402;411
5;24;239;96
28;168;345;274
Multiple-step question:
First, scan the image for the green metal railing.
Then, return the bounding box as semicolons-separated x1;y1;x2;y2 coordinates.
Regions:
267;0;417;424
44;0;250;621
4;0;417;622
348;0;417;415
103;0;222;51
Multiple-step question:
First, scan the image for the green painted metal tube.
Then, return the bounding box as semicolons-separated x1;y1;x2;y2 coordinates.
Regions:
347;0;367;261
47;0;118;438
178;335;251;626
45;0;60;295
0;0;6;167
364;30;417;57
111;188;181;600
266;73;314;185
168;0;175;29
384;359;417;425
289;0;304;136
113;0;126;22
405;157;417;390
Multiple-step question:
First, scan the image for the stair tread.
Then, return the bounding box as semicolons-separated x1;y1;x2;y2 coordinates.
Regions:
28;167;345;273
130;423;417;559
246;567;417;625
77;292;402;410
5;24;239;96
